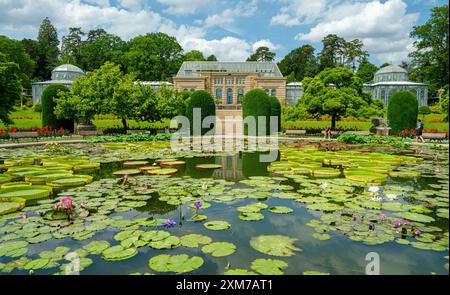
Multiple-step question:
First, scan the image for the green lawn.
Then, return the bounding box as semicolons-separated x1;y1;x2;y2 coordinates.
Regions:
1;108;448;133
0;108;171;131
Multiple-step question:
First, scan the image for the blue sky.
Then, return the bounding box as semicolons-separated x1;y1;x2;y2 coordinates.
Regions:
0;0;447;65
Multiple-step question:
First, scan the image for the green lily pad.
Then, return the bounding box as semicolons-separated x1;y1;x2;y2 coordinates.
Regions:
148;236;181;249
204;221;231;230
250;235;301;257
394;212;435;223
0;202;23;215
123;161;149;167
23;258;51;270
180;234;212;248
250;258;288;275
306;203;344;212
269;206;293;214
0;185;52;201
83;241;111;255
147;168;178;175
149;254;204;273
238;212;264;221
196;164;222;170
113;169;141;177
201;242;236;257
312;233;331;241
101;245;138;261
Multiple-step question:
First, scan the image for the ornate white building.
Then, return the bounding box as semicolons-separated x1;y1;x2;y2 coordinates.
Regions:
31;64;85;105
363;65;428;106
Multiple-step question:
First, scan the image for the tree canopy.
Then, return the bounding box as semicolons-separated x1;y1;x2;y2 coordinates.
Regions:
247;46;276;62
36;17;59;80
278;45;318;82
409;4;449;95
125;32;183;81
0;53;22;125
300;67;379;128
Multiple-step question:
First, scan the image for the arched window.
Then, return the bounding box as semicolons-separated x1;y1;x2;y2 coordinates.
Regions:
227;88;233;104
271;89;276;97
215;88;222;99
237;88;244;104
190;88;195;92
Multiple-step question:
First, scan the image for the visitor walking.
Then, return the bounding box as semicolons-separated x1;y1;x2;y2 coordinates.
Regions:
415;119;424;143
324;126;332;140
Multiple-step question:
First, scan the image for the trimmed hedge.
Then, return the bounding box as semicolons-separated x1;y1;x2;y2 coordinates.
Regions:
242;89;272;135
41;84;74;132
185;90;216;135
387;91;418;135
268;96;281;133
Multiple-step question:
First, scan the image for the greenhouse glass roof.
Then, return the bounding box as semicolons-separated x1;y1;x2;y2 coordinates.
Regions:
176;61;283;77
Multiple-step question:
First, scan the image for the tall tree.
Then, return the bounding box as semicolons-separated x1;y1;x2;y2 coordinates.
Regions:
0;53;22;125
357;58;378;83
278;44;319;82
21;38;40;80
206;54;218;61
343;39;368;71
79;29;127;71
125;32;183;81
61;27;85;66
409;4;449;95
247;46;276;62
37;17;59;80
0;36;35;89
183;50;205;61
318;34;346;70
300;67;368;129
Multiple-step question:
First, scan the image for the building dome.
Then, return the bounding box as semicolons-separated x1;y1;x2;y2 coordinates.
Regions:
373;65;408;83
51;64;85;81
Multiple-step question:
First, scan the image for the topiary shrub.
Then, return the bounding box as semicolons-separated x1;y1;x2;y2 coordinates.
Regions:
268;96;281;134
387;91;418;135
185;90;216;135
242;89;272;135
41;84;74;132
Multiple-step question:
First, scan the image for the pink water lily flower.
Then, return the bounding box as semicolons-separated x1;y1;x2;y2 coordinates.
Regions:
413;228;421;236
393;220;402;227
379;213;387;220
19;213;28;219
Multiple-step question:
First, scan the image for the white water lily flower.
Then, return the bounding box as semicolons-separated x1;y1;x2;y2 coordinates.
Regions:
385;194;397;201
368;186;380;193
320;182;329;190
202;183;208;191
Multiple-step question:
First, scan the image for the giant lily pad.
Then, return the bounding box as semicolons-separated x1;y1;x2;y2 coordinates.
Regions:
0;185;52;201
196;164;222;170
201;242;236;257
250;258;288;275
250;235;301;257
123;161;149;167
147;168;178;176
148;254;204;273
113;169;141;177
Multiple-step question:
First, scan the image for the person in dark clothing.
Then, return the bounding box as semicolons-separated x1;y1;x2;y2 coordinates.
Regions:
415;119;424;143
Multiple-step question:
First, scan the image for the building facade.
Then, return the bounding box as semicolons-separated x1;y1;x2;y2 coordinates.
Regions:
286;82;303;106
32;64;85;105
173;61;287;107
363;65;428;106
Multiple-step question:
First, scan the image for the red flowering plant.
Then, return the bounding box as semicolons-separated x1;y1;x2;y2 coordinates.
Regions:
52;197;75;222
398;129;416;138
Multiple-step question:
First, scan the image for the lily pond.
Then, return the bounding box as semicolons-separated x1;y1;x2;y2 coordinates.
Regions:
0;141;448;275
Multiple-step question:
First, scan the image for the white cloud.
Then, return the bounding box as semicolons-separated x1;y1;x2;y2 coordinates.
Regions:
252;39;279;52
295;0;419;63
180;36;279;61
156;0;209;15
196;0;258;31
271;0;328;26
